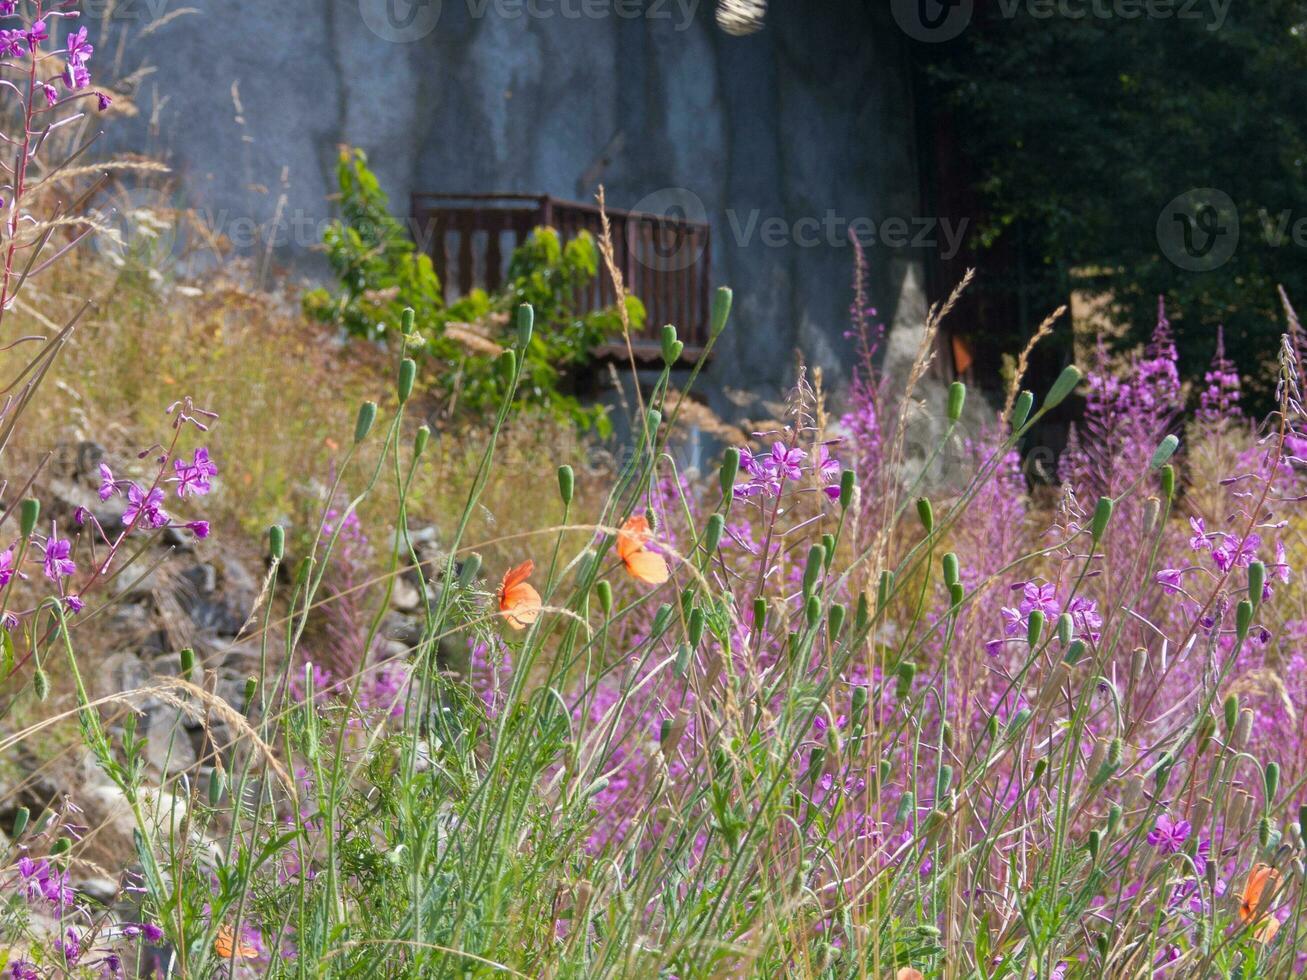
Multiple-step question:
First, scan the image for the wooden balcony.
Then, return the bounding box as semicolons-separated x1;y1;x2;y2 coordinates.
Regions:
410;193;712;362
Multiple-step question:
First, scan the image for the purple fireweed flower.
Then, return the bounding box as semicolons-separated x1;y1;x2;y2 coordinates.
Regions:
97;462;118;500
1018;580;1059;619
1147;814;1190;853
40;82;56;106
768;443;806;482
95;91;111;111
64;594;83;612
8;961;37;980
24;19;46;52
123;483;168;528
0;546;13;589
1156;568;1183;594
42;530;75;581
185;520;210;538
1188;516;1210;552
0;2;16;17
1212;532;1259;572
62;61;88;91
65;26;92;65
173;446;217;497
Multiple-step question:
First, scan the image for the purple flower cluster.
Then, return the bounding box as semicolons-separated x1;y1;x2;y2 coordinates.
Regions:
735;441;844;501
987;579;1103;655
0;3;111;111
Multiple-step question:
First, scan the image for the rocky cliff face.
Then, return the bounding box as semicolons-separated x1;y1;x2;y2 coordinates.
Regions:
106;0;925;404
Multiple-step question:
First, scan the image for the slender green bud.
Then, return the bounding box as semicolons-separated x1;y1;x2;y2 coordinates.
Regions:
413;424;430;458
702;513;724;555
1235;708;1254;748
895;791;915;824
1107;803;1122;836
855;591;870;631
895;661;916;699
805;594;820;628
754;597;767;629
949;581;964;607
942;552;960;588
32;667;48;701
585;776;611;800
242;676;258;713
1027;609;1045;647
1249;561;1265;607
268;524;285;560
1064;638;1086;665
1032;758;1048;781
498;349;516;385
916;497;935;533
1299;804;1307;840
397;358;417;402
1150;434;1179;469
986;715;1000;740
651;603;674;637
877;570;894;614
1160;463;1176;499
1223;694;1239;733
807;747;825;783
1045;365;1083;410
851;685;868;719
646;408;662;434
828;603;846;639
879;759;892;783
936;764;954;797
821;533;835;569
710;287;733;338
1265;761;1280;804
1236;599;1253;640
557;465;574;506
11;806;28;838
596;580;613;615
1090;496;1113;543
1011;390;1034;431
179;647;195;677
18;499;38;539
719;448;740;499
208;769;226;807
1057;612;1074;646
839;469;856;509
1088;828;1101;862
674;643;693;677
516;304;534;347
660;324;683;365
947;381;966;423
1259;815;1272;849
400;306;416;335
50;837;70;858
458;553;482;588
803;545;824;598
354;401;377;443
688;607;705;648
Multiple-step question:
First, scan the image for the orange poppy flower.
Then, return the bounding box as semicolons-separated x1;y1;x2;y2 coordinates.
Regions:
617;515;669;585
497;559;542;630
214;924;259;960
1239;862;1281;924
896;970;925;980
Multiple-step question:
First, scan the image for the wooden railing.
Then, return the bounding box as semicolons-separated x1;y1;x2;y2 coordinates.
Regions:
410;192;712;361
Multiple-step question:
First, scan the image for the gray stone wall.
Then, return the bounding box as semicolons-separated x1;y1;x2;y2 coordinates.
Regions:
104;0;927;407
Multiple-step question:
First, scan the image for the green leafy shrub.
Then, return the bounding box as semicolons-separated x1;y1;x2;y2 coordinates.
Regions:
303;149;642;432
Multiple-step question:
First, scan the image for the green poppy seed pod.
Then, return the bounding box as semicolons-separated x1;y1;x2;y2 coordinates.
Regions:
1160;463;1176;499
1223;694;1239;733
242;676;258;713
877;570;894;613
1107;803;1123;836
753;596;767;629
595;580;613;615
1032;758;1048;781
895;661;916;700
50;837;70;858
947;380;966;423
1236;599;1253;640
1064;638;1086;665
821;533;835;569
1249;561;1266;606
1142;495;1162;535
839;469;856;509
679;587;694;616
719;447;740;499
1057;612;1073;646
1107;737;1123;768
179;647;195;677
516;303;534;347
1259;815;1272;849
1087;828;1101;862
557;465;575;506
855;591;870;631
18;498;39;539
458;553;482;589
941;721;954;749
1130;647;1147;688
805;594;821;628
397;358;417;402
1011;390;1034;431
828;603;846;639
803;544;824;598
646;408;662;434
1095;934;1109;959
400;306;416;335
660;324;682;365
949;582;964;607
1235;707;1254;749
807;747;825;783
986;714;1000;740
11;806;28;838
32;667;48;701
915;496;935;533
1265;761;1280;804
585;776;611;800
710;286;733;338
268;524;285;560
895;791;915;825
354;400;377;443
878;758;892;783
1027;609;1045;647
851;685;868;719
498;349;517;385
674;643;693;677
688;607;705;648
702;513;724;555
1044;364;1083;410
1007;708;1032;735
1090;496;1114;543
1150;434;1179;469
942;552;960;588
936;764;954;797
652;603;674;637
1299;804;1307;840
413;424;430;458
208;769;226;807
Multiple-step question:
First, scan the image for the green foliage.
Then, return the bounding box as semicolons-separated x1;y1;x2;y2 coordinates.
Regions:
923;3;1307;408
303;149;643;432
